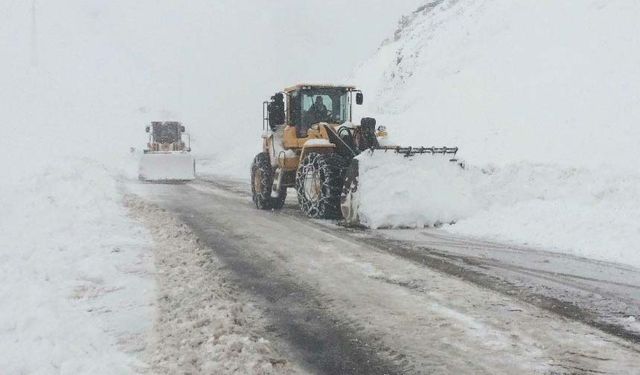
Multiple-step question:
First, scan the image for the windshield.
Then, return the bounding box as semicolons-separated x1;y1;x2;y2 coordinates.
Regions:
152;123;181;144
299;88;350;128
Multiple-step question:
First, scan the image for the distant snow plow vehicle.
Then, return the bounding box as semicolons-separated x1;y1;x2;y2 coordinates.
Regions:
251;84;458;225
138;121;196;182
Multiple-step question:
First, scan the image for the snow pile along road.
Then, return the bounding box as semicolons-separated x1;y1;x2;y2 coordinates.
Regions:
126;196;299;374
357;153;640;269
0;159;155;374
353;0;640;268
357;152;472;228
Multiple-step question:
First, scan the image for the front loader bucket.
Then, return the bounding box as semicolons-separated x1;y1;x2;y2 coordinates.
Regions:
341;147;460;228
138;152;196;182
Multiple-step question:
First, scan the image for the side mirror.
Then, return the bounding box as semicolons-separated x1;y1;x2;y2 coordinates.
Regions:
180;126;186;132
145;126;150;133
355;92;363;105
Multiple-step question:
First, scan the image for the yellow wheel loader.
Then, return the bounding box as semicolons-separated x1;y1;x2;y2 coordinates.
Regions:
251;84;458;223
138;121;196;182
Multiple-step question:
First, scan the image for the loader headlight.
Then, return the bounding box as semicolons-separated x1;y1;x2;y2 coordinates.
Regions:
376;125;387;137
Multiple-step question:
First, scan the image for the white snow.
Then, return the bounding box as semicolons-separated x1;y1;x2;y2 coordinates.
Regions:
355;0;640;168
357;152;471;228
126;197;300;374
352;0;640;268
358;154;640;268
304;138;332;147
0;159;155;374
138;152;196;181
6;0;638;369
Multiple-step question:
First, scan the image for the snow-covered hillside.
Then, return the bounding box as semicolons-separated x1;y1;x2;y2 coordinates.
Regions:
353;0;640;267
355;0;640;167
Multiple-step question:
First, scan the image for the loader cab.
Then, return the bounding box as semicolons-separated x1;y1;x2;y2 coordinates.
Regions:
150;121;184;144
263;85;363;152
265;85;362;138
289;86;354;137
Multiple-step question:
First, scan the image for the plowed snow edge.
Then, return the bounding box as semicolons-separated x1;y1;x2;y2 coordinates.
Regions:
124;195;301;374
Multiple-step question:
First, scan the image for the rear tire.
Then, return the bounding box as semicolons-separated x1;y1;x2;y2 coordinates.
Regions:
295;152;347;219
251;152;274;209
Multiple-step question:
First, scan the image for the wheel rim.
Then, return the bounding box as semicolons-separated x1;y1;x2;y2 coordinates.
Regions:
303;170;321;202
341;190;352;220
340;189;358;224
297;154;324;217
254;169;263;193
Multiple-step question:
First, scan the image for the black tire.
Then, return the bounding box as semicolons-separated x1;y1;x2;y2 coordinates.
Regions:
295;152;347;219
251;152;274;209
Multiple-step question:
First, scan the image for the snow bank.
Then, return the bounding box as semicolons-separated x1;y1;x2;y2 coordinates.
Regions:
0;159;155;374
352;0;640;267
447;164;640;269
357;153;472;228
127;198;299;374
357;153;640;268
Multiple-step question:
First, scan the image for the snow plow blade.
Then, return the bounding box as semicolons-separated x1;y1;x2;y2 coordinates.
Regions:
138;152;196;182
341;147;460;227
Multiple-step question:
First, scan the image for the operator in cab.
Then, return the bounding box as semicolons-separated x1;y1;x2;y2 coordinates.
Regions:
308;96;329;125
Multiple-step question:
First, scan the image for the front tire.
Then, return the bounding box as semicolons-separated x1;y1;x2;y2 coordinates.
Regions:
295;152;347;219
251;152;274;209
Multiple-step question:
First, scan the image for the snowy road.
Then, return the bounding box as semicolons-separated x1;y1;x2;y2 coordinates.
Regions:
131;177;640;374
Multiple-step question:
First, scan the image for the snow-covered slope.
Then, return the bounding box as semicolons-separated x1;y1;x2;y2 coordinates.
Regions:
353;0;640;267
355;0;640;167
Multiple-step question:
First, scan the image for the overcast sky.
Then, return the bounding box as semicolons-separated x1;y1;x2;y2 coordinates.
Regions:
0;0;423;158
